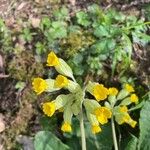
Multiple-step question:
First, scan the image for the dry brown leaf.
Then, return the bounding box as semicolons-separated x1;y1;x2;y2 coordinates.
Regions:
30;18;41;28
0;114;5;133
0;145;4;150
69;0;76;6
0;74;9;78
0;54;3;68
17;2;28;11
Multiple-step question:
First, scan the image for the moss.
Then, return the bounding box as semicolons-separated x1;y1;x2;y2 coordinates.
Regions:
8;51;45;81
60;31;95;57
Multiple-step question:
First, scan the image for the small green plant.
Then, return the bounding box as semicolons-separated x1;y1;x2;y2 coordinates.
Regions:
0;18;12;53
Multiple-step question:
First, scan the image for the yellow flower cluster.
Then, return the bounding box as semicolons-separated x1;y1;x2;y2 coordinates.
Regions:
32;51;139;135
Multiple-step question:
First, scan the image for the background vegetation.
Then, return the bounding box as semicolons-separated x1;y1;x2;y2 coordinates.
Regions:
0;0;150;150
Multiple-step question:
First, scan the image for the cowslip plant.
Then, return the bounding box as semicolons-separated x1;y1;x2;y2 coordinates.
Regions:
32;51;139;150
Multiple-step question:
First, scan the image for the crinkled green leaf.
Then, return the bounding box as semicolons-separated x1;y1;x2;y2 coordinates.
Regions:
138;99;150;150
34;131;70;150
76;11;90;27
125;135;138;150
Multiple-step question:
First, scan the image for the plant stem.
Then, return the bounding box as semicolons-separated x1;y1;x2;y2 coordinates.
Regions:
111;116;118;150
80;108;86;150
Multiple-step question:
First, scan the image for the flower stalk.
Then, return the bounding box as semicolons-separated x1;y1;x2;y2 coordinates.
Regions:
111;115;118;150
80;108;86;150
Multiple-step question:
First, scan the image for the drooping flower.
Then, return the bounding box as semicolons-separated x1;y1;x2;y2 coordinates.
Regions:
125;84;135;93
55;75;69;88
92;124;102;134
119;106;128;113
42;102;56;117
93;84;109;101
115;106;137;128
32;77;48;95
94;107;112;124
61;122;72;132
108;87;118;96
47;51;60;66
129;120;137;128
130;94;138;104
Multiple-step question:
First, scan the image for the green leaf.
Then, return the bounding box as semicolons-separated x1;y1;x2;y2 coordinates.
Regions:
34;131;70;150
125;135;138;150
35;42;46;55
45;21;67;40
94;25;109;38
129;101;145;112
54;6;69;20
138;99;150;150
39;116;57;131
40;17;51;30
15;81;25;90
122;34;132;63
76;11;90;27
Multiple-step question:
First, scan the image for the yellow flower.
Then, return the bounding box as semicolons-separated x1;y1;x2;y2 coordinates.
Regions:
123;114;131;123
118;113;137;128
93;84;109;101
94;107;112;124
125;84;134;93
47;51;60;66
32;78;48;95
130;94;138;104
55;75;69;88
108;87;118;96
91;125;102;134
42;102;56;117
61;122;72;132
119;106;128;113
129;120;137;128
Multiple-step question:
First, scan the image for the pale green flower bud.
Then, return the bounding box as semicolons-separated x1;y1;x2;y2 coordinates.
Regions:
63;105;73;124
120;97;131;106
54;94;71;110
84;99;101;113
55;58;74;80
117;89;129;100
45;79;60;92
66;80;81;93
